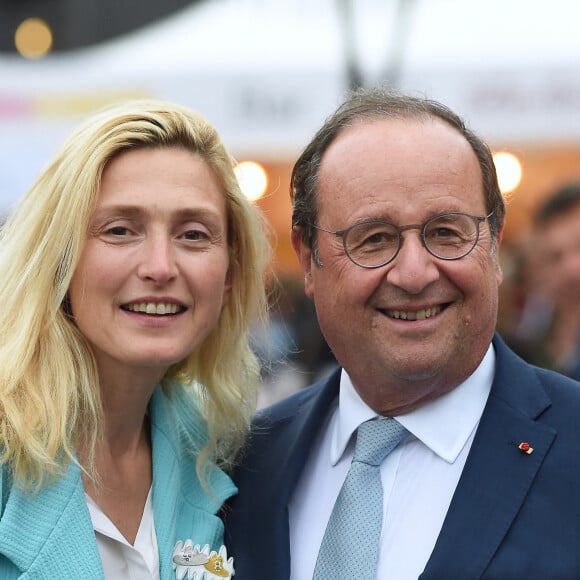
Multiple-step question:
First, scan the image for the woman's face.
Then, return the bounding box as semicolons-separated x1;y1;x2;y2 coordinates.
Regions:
68;146;232;383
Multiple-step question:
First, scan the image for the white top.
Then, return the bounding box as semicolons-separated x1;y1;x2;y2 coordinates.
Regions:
86;488;160;580
289;344;495;580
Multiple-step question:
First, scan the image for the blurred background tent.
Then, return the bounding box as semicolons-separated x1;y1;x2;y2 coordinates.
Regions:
2;0;580;402
1;0;580;271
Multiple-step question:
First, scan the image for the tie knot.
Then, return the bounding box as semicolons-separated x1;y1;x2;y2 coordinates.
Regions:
353;418;406;466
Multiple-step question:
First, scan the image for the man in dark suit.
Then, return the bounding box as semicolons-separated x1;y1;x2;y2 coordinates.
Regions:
225;86;580;579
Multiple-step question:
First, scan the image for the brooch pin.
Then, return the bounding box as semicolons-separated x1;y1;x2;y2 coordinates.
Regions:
518;442;534;455
172;541;234;579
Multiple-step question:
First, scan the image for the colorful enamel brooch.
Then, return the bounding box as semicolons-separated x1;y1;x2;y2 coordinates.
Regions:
172;541;234;579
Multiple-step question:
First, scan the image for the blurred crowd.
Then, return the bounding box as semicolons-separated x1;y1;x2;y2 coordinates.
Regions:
252;275;338;408
255;181;580;407
499;182;580;381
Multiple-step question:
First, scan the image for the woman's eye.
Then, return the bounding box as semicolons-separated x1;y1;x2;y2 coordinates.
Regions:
183;228;210;242
105;226;131;236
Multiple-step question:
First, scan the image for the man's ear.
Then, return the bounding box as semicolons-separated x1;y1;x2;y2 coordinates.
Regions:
495;223;505;286
291;227;315;298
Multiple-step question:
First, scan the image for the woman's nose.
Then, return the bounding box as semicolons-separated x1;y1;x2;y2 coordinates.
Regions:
137;236;179;284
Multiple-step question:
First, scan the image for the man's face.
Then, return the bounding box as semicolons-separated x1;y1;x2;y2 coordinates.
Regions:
536;203;580;313
292;117;503;414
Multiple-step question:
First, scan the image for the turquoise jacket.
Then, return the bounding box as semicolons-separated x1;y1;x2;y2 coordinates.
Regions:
0;386;237;579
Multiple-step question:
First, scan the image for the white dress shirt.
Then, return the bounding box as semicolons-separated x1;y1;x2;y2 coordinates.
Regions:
86;488;160;580
289;345;495;580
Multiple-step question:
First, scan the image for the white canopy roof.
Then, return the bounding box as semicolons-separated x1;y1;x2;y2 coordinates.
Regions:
1;0;580;209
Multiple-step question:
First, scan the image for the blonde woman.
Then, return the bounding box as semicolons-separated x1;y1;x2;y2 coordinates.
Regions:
0;100;270;579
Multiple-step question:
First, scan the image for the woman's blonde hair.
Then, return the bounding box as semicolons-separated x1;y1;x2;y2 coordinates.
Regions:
0;100;270;489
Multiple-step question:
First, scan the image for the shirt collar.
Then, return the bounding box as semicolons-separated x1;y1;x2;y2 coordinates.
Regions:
331;344;495;465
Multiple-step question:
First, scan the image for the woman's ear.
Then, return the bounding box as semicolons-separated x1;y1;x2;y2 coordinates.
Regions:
222;265;233;307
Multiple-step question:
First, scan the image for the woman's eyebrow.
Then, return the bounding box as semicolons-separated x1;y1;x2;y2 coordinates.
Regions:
91;205;224;223
91;205;143;220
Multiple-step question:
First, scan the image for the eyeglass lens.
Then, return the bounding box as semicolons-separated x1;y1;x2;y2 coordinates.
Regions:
344;213;480;267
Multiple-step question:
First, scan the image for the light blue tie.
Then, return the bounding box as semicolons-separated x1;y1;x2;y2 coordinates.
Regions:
313;417;407;580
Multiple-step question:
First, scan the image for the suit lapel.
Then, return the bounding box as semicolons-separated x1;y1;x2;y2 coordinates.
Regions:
421;335;555;579
259;370;340;507
229;370;340;578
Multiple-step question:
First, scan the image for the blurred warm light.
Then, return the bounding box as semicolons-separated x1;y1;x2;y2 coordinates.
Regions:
15;18;53;59
493;151;522;194
234;161;268;201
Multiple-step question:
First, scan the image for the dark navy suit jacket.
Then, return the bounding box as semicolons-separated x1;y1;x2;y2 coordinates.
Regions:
225;334;580;579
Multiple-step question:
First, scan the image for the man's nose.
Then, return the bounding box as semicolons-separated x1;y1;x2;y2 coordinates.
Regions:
385;231;440;294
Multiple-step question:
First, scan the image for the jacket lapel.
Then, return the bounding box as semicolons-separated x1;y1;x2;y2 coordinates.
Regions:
150;388;237;580
0;462;103;578
0;388;237;580
421;335;555;579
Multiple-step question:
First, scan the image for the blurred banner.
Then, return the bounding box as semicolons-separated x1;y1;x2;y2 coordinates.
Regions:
1;0;580;211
